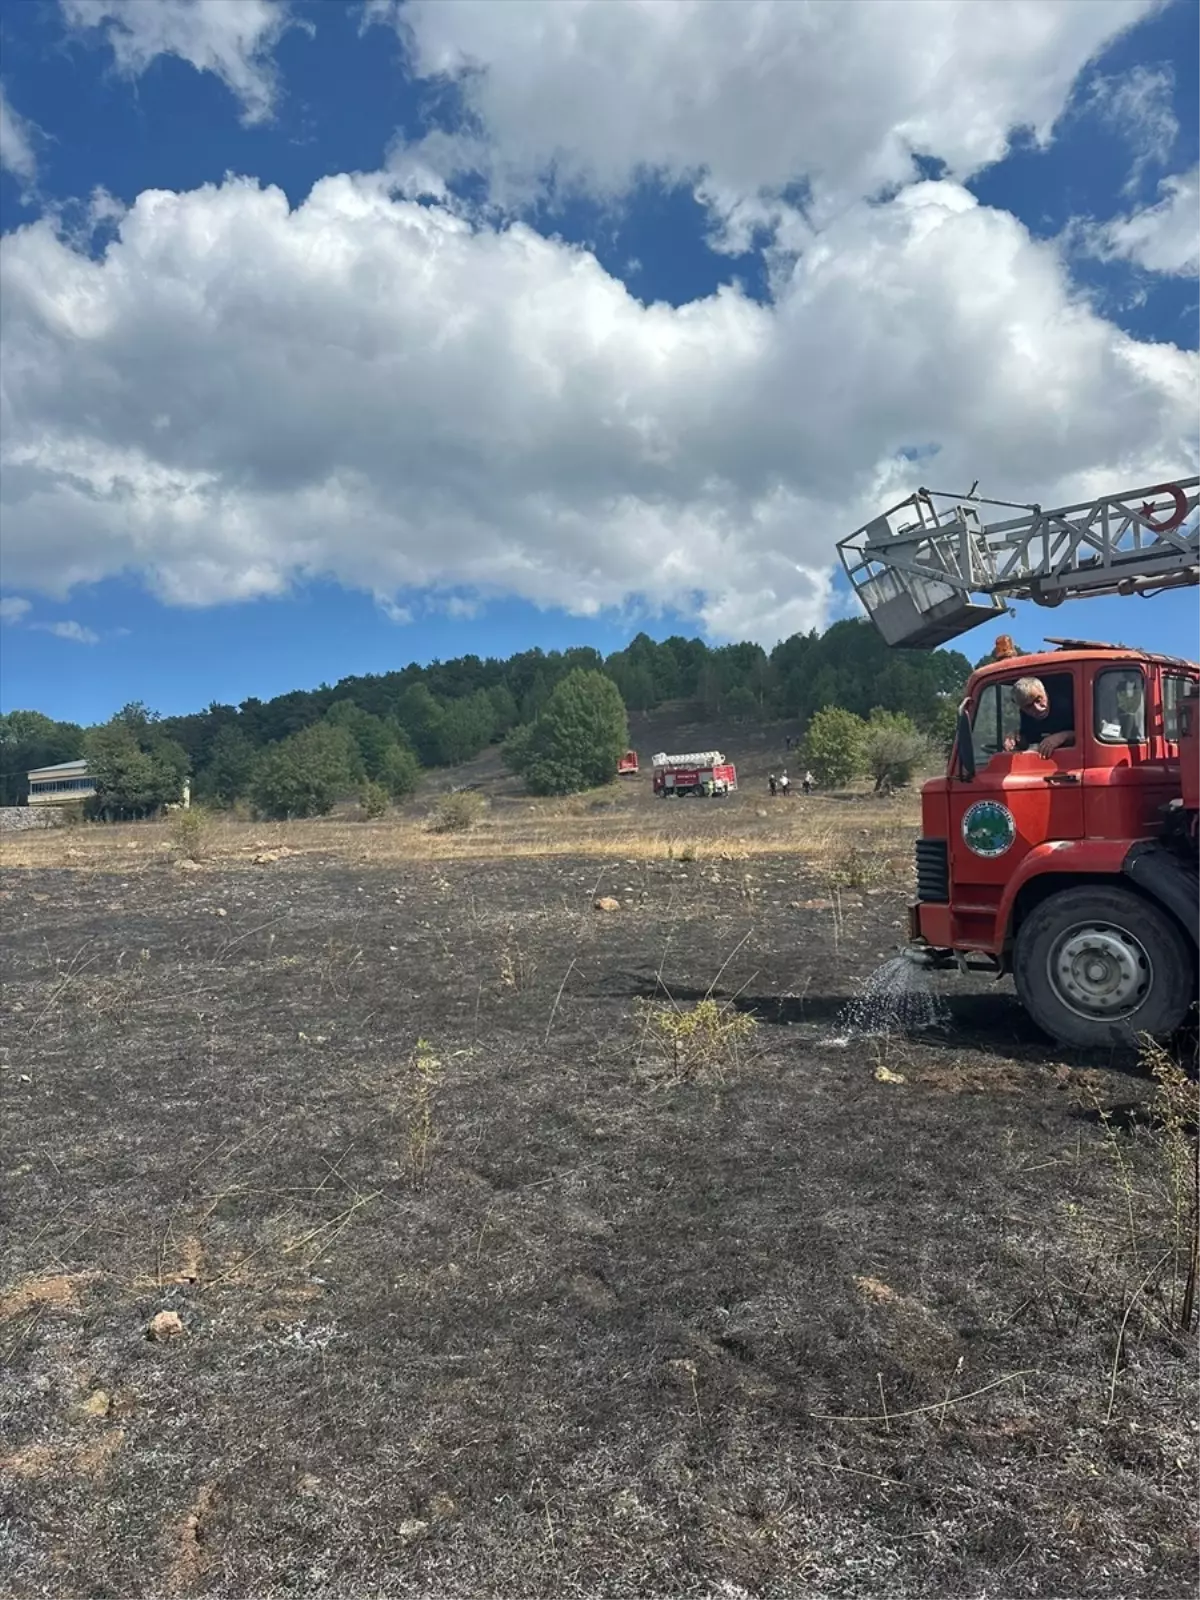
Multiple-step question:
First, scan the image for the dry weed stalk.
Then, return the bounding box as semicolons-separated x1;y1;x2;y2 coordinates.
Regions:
1064;1040;1199;1423
1139;1035;1199;1330
406;1039;444;1188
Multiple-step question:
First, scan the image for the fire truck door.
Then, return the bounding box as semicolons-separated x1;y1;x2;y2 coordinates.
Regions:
948;673;1085;903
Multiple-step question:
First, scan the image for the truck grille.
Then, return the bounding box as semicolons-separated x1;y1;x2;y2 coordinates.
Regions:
915;838;949;903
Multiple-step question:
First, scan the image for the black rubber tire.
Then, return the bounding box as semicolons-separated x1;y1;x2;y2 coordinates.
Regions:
1013;885;1195;1049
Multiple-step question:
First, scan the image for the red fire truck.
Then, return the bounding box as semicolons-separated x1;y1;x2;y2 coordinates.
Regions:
617;749;640;777
839;478;1199;1048
652;750;738;798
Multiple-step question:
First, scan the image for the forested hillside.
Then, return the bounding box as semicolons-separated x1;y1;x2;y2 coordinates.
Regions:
0;620;971;809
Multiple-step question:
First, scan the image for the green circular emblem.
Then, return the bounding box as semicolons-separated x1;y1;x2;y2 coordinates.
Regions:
962;800;1015;859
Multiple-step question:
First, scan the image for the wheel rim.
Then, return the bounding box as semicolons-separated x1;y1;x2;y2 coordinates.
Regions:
1048;921;1152;1021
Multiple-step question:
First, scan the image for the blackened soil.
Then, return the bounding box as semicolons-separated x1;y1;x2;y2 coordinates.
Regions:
1;854;1195;1599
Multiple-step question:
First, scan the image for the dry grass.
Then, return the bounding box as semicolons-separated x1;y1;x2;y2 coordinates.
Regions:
0;790;920;873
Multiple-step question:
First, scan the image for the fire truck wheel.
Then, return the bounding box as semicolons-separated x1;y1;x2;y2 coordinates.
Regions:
1014;886;1194;1049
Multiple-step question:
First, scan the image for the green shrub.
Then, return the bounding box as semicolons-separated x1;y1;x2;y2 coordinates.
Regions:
379;742;420;800
360;780;389;820
427;790;485;833
168;806;210;862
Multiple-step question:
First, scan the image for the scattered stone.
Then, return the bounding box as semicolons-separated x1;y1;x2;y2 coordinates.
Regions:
214;907;227;917
175;859;202;872
398;1518;429;1543
593;896;621;912
874;1065;906;1084
146;1310;186;1342
791;897;833;911
78;1389;111;1419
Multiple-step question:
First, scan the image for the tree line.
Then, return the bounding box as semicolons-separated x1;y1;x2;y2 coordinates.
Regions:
0;620;973;814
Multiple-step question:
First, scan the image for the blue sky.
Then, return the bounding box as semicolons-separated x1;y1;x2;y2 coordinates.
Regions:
0;0;1196;725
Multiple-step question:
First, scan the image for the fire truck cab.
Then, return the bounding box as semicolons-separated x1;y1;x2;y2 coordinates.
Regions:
911;644;1199;1047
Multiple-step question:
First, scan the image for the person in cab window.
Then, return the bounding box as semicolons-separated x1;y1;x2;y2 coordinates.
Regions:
1004;676;1075;758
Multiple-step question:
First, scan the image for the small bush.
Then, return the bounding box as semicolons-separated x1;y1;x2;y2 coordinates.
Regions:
825;842;889;890
360;780;389;820
168;806;210;862
58;801;87;828
427;790;485;833
637;996;758;1082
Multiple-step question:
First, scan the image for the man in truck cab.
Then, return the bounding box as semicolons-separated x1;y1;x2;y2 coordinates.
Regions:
1004;676;1075;758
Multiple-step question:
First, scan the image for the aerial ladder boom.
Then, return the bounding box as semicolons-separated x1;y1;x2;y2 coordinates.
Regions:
837;477;1199;649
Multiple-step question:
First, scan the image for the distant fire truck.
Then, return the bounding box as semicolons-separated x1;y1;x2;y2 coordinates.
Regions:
652;751;738;798
617;749;640;777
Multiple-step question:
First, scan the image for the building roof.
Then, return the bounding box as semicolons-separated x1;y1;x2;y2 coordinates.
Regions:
28;759;91;779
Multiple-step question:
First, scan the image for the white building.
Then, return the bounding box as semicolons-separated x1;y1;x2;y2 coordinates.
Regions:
27;759;96;806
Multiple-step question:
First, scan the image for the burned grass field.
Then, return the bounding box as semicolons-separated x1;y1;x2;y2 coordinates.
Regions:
1;814;1197;1599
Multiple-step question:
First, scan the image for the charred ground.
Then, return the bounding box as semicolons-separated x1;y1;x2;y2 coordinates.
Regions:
1;789;1197;1598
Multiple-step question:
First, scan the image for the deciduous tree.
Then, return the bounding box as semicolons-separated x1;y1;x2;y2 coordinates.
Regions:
803;706;867;790
251;724;359;819
503;670;628;795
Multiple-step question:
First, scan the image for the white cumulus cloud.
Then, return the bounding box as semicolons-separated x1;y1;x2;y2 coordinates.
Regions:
1085;167;1200;276
0;85;38;183
0;171;1194;645
0;596;33;624
59;0;296;124
30;619;100;644
376;0;1154;230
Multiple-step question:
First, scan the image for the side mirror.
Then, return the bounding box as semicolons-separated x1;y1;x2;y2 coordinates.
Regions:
955;708;976;782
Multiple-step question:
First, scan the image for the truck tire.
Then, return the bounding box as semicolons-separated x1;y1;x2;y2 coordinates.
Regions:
1014;885;1195;1049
